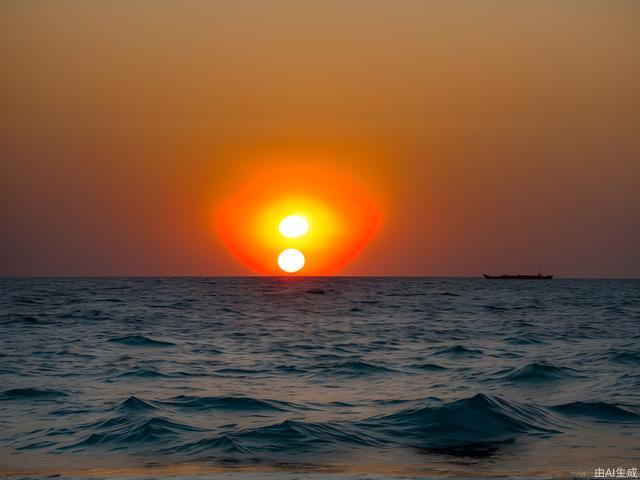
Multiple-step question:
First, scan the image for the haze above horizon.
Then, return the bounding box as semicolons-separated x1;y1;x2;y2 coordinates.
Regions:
1;1;638;277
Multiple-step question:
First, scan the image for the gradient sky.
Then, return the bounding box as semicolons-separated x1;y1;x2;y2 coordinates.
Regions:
1;1;639;277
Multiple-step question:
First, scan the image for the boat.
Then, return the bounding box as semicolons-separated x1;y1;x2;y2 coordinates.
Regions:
483;274;553;280
483;262;553;279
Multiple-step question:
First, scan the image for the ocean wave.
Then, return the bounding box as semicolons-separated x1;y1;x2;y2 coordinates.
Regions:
502;362;578;383
227;419;382;453
215;367;266;376
168;434;252;454
408;363;448;371
168;393;564;458
117;395;159;413
360;393;560;453
159;419;383;457
107;335;175;347
16;440;57;450
305;288;326;295
551;401;640;422
314;360;397;377
505;336;546;345
483;305;510;311
274;364;307;374
608;349;640;365
49;407;91;416
158;394;295;412
65;415;206;451
432;345;483;357
1;314;46;325
115;368;169;378
0;388;68;400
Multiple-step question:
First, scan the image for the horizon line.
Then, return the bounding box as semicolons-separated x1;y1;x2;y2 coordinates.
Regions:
1;275;639;280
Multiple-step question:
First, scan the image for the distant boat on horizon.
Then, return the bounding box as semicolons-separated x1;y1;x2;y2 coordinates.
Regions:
483;262;553;280
483;273;553;280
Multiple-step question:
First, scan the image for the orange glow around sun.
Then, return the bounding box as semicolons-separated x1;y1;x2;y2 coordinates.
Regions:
215;156;383;275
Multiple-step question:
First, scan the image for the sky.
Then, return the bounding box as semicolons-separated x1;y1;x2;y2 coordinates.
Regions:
1;0;639;277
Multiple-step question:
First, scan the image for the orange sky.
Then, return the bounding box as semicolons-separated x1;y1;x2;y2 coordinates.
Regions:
1;1;639;276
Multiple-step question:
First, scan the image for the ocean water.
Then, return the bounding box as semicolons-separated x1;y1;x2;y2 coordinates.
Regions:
1;277;639;479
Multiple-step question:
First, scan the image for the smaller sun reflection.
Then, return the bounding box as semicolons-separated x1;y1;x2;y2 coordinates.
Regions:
278;248;305;273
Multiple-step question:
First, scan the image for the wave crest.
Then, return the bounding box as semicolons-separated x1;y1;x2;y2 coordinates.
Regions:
361;393;560;453
158;394;295;412
314;360;396;377
107;335;175;347
503;362;578;383
0;388;67;400
551;401;640;422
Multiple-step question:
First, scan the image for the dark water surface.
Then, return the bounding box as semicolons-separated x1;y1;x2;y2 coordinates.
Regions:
1;278;639;479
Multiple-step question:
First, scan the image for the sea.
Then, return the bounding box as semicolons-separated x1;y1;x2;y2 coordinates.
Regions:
1;277;639;479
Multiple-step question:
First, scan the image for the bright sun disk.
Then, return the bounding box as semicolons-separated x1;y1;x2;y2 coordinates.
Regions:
278;248;305;273
279;215;309;238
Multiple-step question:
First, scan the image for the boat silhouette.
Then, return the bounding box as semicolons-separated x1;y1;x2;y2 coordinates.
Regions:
483;262;553;279
483;273;553;280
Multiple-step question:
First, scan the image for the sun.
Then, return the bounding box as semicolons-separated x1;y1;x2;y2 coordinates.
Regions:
278;216;308;273
278;248;305;273
215;159;383;275
279;215;309;238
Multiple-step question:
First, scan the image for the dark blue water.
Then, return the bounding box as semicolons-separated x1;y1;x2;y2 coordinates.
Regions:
1;278;639;479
